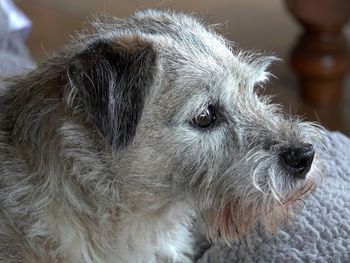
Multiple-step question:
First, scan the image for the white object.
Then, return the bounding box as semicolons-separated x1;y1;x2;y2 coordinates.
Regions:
0;0;31;39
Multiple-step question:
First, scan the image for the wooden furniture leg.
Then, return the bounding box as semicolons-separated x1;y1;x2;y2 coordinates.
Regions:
286;0;350;105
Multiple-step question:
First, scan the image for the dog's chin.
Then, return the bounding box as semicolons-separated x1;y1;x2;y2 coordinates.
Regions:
199;168;318;246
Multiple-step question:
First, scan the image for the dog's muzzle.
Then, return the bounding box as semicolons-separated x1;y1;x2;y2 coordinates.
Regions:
279;143;315;179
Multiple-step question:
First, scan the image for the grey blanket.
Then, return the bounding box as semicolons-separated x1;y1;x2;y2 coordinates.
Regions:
198;131;350;262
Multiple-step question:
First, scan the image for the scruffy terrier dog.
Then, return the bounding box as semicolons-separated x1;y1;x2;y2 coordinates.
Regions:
0;9;322;263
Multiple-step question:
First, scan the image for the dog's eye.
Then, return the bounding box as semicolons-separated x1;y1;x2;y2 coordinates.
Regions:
193;105;216;128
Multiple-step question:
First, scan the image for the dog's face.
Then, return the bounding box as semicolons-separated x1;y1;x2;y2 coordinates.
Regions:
65;10;322;244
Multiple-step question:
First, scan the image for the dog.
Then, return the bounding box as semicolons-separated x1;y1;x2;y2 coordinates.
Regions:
0;9;322;263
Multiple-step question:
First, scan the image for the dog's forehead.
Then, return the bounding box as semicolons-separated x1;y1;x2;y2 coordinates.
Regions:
133;11;273;111
161;35;266;99
154;29;266;91
133;10;233;66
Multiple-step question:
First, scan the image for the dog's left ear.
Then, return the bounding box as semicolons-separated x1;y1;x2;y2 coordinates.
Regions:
66;35;158;152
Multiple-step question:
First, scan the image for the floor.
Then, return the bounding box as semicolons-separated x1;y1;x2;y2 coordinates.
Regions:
15;0;350;136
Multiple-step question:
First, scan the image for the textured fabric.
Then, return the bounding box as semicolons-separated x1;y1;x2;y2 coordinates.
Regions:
198;131;350;262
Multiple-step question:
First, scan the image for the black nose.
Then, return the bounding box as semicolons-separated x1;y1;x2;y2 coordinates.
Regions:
279;144;315;179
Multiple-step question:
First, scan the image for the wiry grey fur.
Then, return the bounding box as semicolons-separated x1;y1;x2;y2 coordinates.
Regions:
0;9;323;263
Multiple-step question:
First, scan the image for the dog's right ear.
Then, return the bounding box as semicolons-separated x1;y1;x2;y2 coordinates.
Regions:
66;35;158;152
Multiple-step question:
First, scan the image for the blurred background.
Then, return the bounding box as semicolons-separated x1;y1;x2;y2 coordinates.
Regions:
12;0;350;136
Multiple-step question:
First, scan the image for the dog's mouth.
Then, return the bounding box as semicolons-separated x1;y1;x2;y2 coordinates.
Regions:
198;156;320;246
201;182;316;245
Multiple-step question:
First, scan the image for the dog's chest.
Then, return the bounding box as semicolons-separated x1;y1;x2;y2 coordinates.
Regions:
113;206;194;263
58;206;194;263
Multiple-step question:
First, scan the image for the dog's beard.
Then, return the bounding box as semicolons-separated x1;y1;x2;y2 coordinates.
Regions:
195;125;323;245
198;166;319;245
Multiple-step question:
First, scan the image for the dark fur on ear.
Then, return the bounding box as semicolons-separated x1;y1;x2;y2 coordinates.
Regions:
67;35;158;152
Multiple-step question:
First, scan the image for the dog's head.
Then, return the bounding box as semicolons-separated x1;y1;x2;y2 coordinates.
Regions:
63;10;322;244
